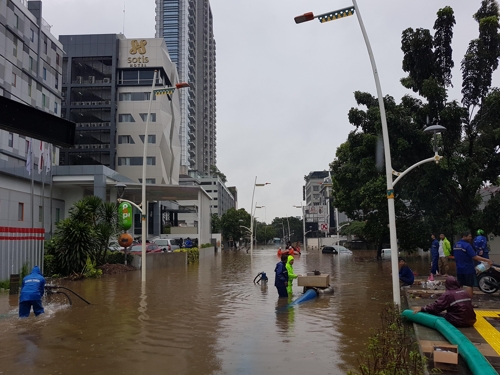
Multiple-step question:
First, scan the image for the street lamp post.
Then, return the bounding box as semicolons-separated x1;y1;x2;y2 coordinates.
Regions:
294;3;446;306
249;177;270;256
293;204;306;251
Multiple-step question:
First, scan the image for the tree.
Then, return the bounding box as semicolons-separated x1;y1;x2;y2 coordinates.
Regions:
331;1;500;253
211;213;221;233
210;165;227;183
220;208;251;243
48;196;120;275
255;222;276;244
270;217;303;244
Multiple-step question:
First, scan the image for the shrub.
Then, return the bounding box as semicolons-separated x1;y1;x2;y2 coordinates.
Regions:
82;256;102;278
0;280;9;289
200;243;213;248
44;254;58;277
347;303;429;375
107;251;133;265
174;247;199;264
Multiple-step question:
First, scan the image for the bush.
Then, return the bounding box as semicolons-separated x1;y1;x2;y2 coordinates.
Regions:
0;280;9;289
200;243;213;248
44;254;58;277
107;251;133;265
347;303;428;375
82;256;102;278
174;247;199;264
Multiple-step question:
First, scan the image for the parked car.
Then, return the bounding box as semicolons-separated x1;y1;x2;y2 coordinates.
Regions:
153;239;179;252
335;245;353;255
128;244;162;254
108;241;122;252
322;246;338;254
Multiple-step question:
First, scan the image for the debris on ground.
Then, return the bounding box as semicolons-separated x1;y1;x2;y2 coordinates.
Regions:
98;263;136;275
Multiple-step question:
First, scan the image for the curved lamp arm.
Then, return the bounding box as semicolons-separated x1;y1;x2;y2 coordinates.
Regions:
392;155;442;187
117;198;143;213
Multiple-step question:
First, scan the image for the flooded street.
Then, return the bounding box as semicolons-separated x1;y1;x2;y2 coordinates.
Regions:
0;247;431;375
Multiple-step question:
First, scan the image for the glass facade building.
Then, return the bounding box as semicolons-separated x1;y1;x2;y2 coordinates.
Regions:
155;0;216;175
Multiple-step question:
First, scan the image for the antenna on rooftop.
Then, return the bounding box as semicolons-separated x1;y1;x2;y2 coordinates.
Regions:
122;1;126;35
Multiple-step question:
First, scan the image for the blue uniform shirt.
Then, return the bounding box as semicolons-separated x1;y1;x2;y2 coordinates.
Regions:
474;235;488;254
20;266;45;302
453;240;476;275
431;239;439;256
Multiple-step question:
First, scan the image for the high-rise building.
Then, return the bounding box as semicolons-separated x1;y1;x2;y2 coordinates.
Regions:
155;0;216;175
59;34;183;185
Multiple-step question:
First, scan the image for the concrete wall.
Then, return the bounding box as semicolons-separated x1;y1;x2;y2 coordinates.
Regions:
131;251;186;270
199;246;214;261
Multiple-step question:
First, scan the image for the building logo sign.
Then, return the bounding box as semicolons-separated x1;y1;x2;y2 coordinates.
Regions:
128;40;149;67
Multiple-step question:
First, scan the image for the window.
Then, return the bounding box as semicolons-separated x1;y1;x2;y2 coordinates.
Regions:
12;72;16;87
118;135;134;144
39;206;43;222
43;68;47;80
54;102;58;114
25;140;29;153
313;185;319;191
29;56;34;71
15;14;18;28
139;113;156;122
28;83;32;97
139;134;156;144
56;53;60;66
55;74;58;89
13;37;17;57
30;28;34;42
44;40;47;54
118;114;135;122
18;203;24;221
119;92;153;101
42;94;46;107
55;208;60;223
138;178;156;184
8;133;13;147
118;157;155;166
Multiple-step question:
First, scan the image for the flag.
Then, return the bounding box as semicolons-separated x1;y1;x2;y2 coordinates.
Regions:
45;144;51;174
38;141;44;174
26;140;32;175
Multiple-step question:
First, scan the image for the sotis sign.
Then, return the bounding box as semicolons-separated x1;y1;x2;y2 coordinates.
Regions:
128;40;149;67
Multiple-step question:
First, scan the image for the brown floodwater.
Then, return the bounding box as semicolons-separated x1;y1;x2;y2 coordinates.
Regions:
0;247;432;375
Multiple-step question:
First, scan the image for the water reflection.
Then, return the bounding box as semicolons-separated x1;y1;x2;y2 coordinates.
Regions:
0;247;430;375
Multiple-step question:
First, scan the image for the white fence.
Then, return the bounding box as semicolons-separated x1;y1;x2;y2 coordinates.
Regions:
0;227;45;281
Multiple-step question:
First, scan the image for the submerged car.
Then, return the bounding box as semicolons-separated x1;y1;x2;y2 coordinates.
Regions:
336;245;353;255
321;246;338;254
128;244;163;254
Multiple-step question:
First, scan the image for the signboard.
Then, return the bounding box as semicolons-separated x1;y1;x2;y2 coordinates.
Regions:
119;202;133;230
127;39;149;67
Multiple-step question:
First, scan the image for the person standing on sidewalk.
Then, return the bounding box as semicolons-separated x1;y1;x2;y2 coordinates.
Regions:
274;254;289;298
438;233;451;276
454;232;492;298
474;229;489;259
430;234;440;276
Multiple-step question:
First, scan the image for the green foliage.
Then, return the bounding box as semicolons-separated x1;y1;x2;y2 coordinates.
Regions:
0;280;10;289
48;196;121;276
211;213;222;233
270;217;303;243
220;208;251;241
82;256;102;278
255;223;276;244
43;254;57;277
200;243;213;248
332;1;500;248
20;262;30;279
174;247;199;264
347;304;429;375
106;251;133;265
209;165;227;183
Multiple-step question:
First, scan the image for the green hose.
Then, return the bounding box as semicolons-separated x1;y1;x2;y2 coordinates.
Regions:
401;309;497;375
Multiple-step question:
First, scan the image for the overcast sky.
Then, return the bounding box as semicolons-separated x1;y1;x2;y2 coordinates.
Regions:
42;0;499;224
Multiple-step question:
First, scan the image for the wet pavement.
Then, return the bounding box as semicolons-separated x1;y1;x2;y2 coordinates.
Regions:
0;247;434;375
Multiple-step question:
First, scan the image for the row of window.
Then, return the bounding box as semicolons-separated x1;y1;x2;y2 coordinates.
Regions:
11;73;58;113
118;135;156;144
16;203;60;223
118;113;156;122
117;157;156;166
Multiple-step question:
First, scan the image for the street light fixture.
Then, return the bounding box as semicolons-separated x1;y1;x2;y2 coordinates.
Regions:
250;177;270;256
294;1;403;306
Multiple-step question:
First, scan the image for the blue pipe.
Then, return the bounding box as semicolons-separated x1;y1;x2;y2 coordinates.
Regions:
288;288;318;307
402;309;496;375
